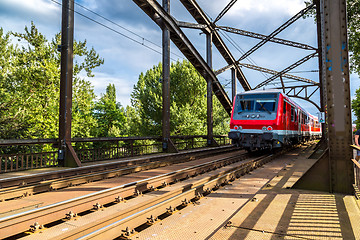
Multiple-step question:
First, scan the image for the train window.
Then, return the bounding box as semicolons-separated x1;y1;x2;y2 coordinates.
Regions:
291;106;295;121
255;99;276;112
237;100;254;113
283;102;286;114
295;110;297;122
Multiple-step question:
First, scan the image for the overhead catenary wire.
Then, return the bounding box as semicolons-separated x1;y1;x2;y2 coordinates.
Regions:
49;0;184;61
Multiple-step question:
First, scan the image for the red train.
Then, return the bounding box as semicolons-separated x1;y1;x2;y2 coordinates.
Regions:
228;89;321;151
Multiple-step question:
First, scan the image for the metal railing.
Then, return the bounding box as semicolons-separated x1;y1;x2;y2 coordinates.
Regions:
351;145;360;199
0;135;230;173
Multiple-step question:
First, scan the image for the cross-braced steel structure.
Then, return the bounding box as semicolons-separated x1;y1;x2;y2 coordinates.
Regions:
58;0;353;194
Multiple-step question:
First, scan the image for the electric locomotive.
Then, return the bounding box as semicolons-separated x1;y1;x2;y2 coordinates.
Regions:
228;89;321;151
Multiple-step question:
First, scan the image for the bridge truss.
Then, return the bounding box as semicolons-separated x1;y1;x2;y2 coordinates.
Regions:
55;0;353;193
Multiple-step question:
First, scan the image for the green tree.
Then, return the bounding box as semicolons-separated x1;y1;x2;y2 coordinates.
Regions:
128;60;229;136
0;23;103;139
92;84;126;137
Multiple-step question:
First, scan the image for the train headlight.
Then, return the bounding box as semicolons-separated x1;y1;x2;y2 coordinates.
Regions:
234;125;242;130
262;126;267;131
256;114;260;118
267;126;273;131
246;115;250;118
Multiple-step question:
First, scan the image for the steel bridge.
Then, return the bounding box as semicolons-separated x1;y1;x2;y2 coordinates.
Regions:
0;0;355;196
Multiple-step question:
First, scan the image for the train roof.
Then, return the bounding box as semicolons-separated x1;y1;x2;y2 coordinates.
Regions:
236;89;283;95
236;89;314;116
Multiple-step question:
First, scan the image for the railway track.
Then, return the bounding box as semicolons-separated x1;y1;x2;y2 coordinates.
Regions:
1;148;249;239
0;146;236;202
2;149;282;240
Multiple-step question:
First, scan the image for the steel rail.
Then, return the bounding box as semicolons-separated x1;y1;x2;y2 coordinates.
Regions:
0;151;247;238
76;154;275;239
0;145;234;189
0;147;238;201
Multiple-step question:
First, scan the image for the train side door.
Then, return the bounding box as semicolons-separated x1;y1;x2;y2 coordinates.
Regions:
283;101;288;137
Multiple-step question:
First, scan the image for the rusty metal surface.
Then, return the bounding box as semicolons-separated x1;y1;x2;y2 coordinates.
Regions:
0;150;244;238
0;145;235;188
68;154;274;239
131;144;359;240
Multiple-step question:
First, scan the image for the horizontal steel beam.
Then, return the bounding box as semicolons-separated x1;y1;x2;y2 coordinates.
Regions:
216;3;316;75
217;26;317;51
238;62;318;85
254;52;318;89
176;20;208;30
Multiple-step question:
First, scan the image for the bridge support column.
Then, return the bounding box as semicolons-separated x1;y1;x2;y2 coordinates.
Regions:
162;0;177;153
294;0;354;194
58;0;81;167
231;68;237;103
206;33;218;147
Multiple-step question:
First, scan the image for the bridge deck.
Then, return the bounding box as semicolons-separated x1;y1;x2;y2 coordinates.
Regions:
134;144;360;239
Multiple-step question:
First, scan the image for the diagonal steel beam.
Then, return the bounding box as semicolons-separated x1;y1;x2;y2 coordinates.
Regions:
238;62;318;85
179;0;251;91
254;52;317;89
213;0;238;24
132;0;232;115
216;3;316;75
217;26;316;51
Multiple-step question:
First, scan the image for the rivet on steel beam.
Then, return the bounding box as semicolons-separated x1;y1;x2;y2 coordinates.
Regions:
65;211;77;220
251;197;258;202
93;203;102;210
162;182;168;187
29;222;43;233
115;196;123;203
205;187;211;193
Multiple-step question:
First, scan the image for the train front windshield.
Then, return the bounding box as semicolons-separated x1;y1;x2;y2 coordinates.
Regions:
234;93;278;120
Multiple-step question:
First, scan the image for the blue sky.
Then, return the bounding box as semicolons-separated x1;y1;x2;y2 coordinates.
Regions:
0;0;359;120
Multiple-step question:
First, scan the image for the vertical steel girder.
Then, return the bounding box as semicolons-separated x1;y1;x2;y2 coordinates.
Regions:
294;0;354;194
161;0;177;153
132;0;232;115
206;33;216;146
179;0;251;91
58;0;81;167
231;68;237;102
322;0;353;194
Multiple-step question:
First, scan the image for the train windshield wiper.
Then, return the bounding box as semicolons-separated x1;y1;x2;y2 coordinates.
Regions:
259;103;271;114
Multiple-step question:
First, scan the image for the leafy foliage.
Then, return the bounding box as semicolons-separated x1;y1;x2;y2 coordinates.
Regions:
0;23;103;139
128;60;229;136
92;84;126;137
